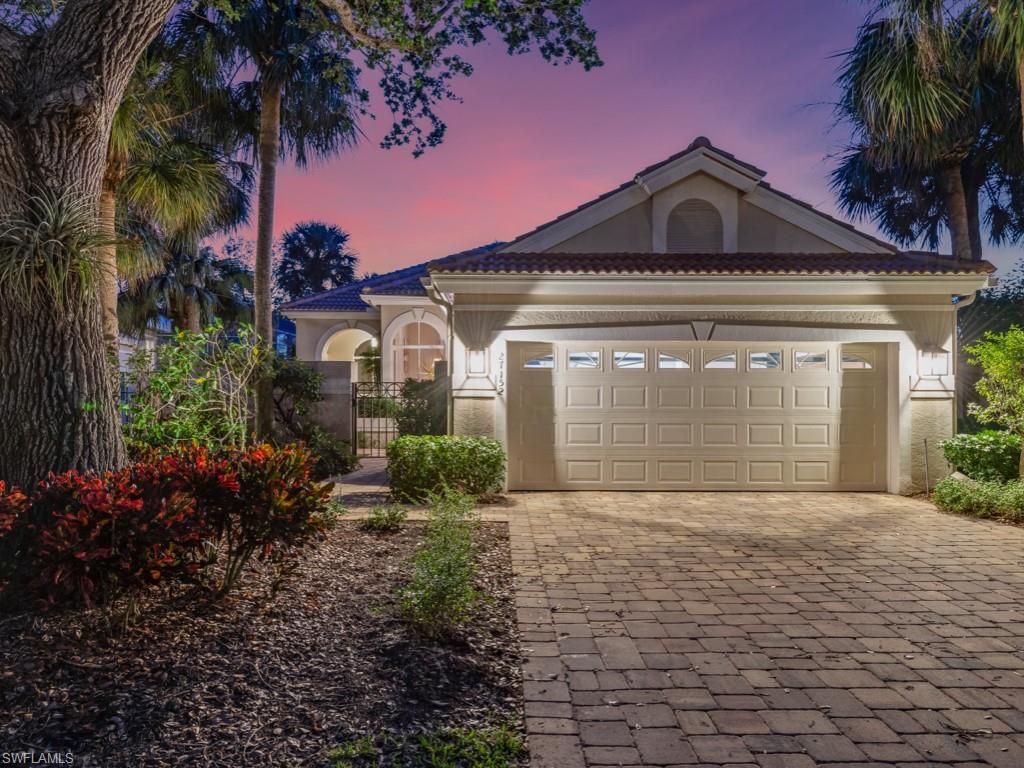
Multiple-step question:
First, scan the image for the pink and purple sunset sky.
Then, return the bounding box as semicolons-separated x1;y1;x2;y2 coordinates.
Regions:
259;0;1019;274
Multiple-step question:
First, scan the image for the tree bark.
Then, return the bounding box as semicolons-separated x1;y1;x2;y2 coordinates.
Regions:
98;171;121;361
0;0;177;487
183;297;202;334
963;174;983;262
253;79;283;439
937;163;974;261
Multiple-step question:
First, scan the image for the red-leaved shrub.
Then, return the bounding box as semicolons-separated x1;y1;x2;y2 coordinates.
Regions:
0;444;332;611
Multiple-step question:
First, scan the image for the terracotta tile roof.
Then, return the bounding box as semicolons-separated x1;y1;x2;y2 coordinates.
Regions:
500;136;898;254
280;263;428;312
281;242;506;312
428;251;995;277
363;242;506;295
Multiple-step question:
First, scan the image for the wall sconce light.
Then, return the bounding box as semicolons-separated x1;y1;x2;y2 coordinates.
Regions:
468;348;487;375
919;343;950;377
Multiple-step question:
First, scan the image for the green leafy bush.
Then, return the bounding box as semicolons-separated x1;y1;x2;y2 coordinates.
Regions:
398;489;480;639
0;444;333;610
124;322;267;451
941;430;1021;482
395;378;446;436
272;357;359;479
359;504;408;533
388;435;505;503
304;425;359;479
933;476;1024;523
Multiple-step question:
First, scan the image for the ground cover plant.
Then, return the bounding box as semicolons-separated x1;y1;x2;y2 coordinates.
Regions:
933;475;1024;524
360;504;408;533
330;724;525;768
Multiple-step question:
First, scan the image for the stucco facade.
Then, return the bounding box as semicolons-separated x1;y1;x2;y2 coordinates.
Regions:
284;137;991;493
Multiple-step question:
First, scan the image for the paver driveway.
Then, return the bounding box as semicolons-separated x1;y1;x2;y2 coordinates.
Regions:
507;492;1024;768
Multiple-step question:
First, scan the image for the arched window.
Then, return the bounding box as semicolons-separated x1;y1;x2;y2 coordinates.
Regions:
394;321;445;380
666;199;723;253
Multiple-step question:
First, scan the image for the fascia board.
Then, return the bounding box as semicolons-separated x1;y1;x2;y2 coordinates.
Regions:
497;184;649;253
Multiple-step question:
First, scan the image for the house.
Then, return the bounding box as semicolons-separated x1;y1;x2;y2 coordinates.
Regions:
283;137;993;493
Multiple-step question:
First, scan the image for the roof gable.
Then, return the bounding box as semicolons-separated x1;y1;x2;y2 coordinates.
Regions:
499;137;896;255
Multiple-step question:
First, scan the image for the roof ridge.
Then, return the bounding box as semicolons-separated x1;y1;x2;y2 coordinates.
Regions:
500;137;896;253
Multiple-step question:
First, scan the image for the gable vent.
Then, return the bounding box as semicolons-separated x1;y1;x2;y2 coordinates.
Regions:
666;199;723;253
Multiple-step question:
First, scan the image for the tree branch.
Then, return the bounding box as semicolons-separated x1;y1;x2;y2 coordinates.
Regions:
318;0;422;53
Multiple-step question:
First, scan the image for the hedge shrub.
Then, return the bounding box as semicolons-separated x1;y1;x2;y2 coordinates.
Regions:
940;430;1021;482
933;476;1024;523
387;435;505;502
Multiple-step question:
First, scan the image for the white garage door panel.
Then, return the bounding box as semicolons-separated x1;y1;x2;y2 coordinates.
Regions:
508;342;887;491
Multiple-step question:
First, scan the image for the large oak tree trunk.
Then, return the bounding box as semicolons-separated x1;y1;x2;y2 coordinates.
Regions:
937;164;974;261
253;79;283;439
0;0;176;487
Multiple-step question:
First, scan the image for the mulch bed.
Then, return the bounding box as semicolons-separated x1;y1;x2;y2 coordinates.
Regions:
0;520;522;767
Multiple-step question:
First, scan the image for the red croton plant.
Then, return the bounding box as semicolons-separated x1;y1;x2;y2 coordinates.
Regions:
0;444;332;610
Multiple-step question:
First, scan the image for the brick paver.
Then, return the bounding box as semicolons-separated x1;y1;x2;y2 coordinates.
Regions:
508;492;1024;767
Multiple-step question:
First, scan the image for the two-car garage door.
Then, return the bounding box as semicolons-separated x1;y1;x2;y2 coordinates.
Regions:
506;341;888;491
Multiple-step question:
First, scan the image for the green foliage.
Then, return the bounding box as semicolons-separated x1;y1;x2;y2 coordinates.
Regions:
966;326;1024;438
941;430;1021;481
272;356;326;431
330;725;524;768
124;322;268;451
398;489;480;640
305;425;359;479
0;443;331;609
388;436;505;503
396;378;447;436
0;189;108;314
271;356;358;479
359;504;408;533
933;476;1024;524
119;243;254;336
275;221;358;305
358;395;399;418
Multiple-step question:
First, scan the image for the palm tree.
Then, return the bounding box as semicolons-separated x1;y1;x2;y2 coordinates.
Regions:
99;44;251;359
832;71;1024;259
879;1;1024;150
837;6;997;258
177;2;363;437
986;1;1024;148
274;220;358;305
119;244;253;336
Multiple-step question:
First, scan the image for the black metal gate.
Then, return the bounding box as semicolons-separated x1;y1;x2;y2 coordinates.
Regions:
352;381;405;457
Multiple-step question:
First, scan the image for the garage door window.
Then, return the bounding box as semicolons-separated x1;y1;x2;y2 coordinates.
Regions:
614;351;646;369
568;351;601;369
704;351;737;370
841;352;873;370
658;351;690;369
524;352;554;369
749;351;782;370
795;351;828;369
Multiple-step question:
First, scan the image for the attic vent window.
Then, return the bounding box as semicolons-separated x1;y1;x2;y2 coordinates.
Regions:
666;199;723;253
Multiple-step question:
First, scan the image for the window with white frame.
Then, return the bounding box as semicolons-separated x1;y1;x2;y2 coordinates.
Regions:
393;321;445;380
